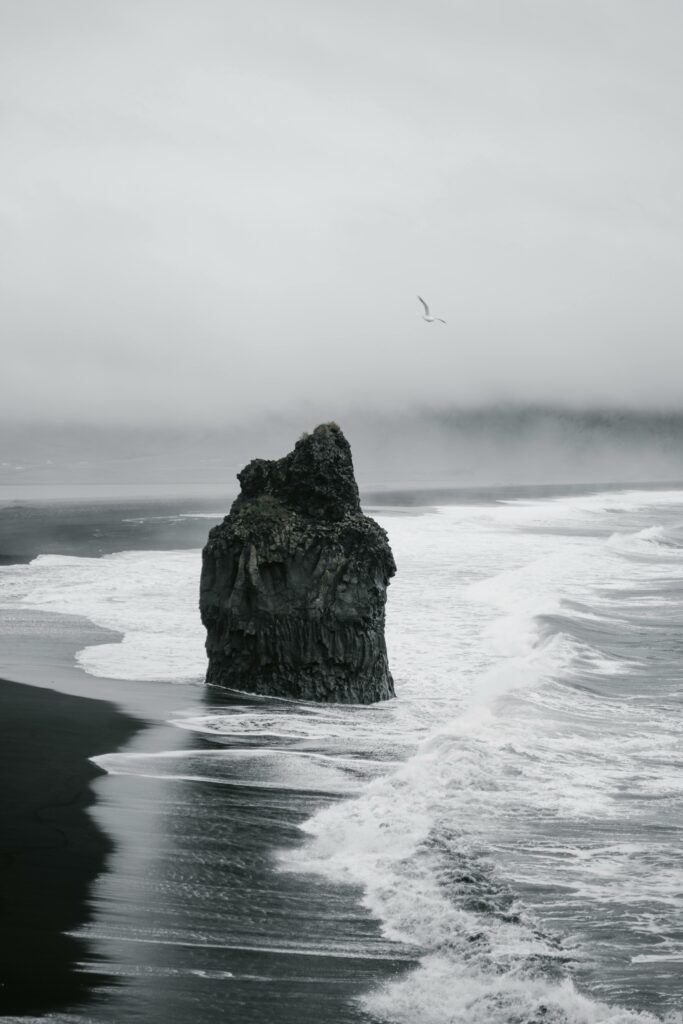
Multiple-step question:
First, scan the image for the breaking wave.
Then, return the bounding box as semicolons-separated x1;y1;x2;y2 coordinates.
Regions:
2;486;683;1021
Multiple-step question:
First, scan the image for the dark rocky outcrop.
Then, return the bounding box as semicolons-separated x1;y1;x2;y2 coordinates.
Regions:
200;423;396;703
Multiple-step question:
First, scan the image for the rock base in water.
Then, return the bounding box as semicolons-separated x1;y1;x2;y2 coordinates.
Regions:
199;423;396;703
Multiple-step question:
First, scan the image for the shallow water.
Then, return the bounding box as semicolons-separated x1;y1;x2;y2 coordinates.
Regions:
1;488;682;1022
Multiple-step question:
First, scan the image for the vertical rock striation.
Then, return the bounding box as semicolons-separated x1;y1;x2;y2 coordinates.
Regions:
200;423;396;703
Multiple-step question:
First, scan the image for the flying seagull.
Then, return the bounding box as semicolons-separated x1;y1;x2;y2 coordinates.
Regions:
418;296;446;324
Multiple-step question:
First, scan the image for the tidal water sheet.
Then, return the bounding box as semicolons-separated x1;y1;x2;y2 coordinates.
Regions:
2;489;683;1023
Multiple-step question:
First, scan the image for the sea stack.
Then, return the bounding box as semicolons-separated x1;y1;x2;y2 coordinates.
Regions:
199;423;396;703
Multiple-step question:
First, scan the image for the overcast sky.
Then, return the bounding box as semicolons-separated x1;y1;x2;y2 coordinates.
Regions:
2;0;682;425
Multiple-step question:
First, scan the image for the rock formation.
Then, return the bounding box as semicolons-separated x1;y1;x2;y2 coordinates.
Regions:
200;423;396;703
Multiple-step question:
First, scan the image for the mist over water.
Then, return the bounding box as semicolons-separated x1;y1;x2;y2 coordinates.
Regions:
3;406;683;492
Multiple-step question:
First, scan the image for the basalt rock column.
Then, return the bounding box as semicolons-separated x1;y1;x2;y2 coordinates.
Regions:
199;423;396;703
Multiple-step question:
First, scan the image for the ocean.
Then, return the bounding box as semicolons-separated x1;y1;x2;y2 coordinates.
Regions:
1;486;682;1023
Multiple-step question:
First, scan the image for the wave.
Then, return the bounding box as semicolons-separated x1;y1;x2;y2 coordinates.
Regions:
281;710;682;1023
362;955;680;1024
277;498;683;1023
0;550;206;681
91;746;391;794
608;525;683;558
3;487;683;1020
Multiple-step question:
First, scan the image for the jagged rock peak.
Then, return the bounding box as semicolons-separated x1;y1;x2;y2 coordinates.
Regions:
235;422;361;521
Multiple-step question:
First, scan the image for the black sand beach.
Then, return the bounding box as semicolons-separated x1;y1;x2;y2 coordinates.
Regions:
0;678;142;1016
0;498;410;1023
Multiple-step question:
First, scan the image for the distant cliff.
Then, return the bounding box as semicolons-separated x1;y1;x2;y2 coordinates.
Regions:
199;423;396;703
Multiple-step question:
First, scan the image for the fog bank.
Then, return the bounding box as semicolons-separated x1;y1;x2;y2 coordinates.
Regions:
2;1;683;423
2;406;683;494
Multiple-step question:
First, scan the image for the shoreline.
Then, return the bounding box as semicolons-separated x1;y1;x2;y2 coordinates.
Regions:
0;612;407;1024
0;498;413;1023
0;677;144;1017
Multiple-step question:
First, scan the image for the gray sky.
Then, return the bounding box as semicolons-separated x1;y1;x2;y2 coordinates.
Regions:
2;0;682;425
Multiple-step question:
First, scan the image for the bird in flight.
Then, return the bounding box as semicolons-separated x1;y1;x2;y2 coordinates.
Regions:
417;296;446;324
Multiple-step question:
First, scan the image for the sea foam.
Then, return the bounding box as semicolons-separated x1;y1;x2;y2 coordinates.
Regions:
0;549;205;681
2;488;683;1021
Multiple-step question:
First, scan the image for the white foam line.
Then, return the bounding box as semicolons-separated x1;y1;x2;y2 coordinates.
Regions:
90;760;362;793
67;932;416;961
179;512;224;519
93;748;394;766
170;724;322;739
93;770;352;790
631;954;683;963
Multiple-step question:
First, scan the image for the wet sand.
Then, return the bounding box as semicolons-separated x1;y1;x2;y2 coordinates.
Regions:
0;499;411;1023
0;678;142;1016
0;648;409;1024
